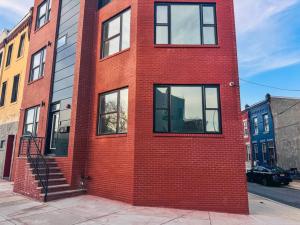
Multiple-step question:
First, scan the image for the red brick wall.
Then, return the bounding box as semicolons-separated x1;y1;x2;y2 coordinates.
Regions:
131;0;248;213
85;0;137;204
13;158;41;200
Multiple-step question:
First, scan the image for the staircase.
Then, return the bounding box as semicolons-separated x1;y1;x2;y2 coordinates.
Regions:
19;135;85;202
28;158;86;201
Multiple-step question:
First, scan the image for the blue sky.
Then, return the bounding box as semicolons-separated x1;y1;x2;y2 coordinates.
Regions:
1;0;300;108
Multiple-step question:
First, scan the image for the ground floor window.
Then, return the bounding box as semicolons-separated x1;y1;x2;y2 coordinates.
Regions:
98;87;128;135
262;143;267;162
246;144;251;161
154;85;221;133
23;106;40;136
253;143;258;161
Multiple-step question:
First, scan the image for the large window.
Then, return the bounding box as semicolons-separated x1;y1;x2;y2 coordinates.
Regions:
0;81;7;107
17;33;26;58
5;44;13;67
246;144;251;162
253;143;258;161
98;88;128;135
36;0;52;29
29;47;46;82
263;114;269;133
243;120;248;137
262;143;267;162
155;3;217;45
101;8;131;58
11;75;20;103
154;85;221;134
24;106;40;136
253;117;258;135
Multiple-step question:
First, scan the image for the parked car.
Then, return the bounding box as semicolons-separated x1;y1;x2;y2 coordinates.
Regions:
247;165;292;186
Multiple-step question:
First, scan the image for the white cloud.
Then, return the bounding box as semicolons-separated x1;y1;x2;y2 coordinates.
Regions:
234;0;300;77
0;0;34;16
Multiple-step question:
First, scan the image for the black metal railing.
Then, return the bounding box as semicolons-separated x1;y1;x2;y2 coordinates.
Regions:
19;134;49;202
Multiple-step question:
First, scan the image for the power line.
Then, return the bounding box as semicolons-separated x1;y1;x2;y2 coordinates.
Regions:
240;78;300;92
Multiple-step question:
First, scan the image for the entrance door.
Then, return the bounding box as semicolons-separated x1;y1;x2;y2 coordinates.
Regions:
3;135;15;178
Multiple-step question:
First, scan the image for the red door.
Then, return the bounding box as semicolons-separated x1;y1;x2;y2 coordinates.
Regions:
3;135;15;178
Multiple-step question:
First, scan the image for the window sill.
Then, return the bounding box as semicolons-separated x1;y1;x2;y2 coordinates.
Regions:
99;48;130;62
34;21;50;33
153;133;224;138
95;133;127;139
28;76;44;85
16;55;25;62
154;44;220;48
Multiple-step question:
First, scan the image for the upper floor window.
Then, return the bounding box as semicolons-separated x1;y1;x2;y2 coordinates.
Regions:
101;8;131;58
263;114;269;133
246;144;251;161
11;74;20;103
6;44;13;67
243;120;248;137
17;33;26;58
253;143;258;161
29;47;46;82
36;0;52;29
155;3;217;45
0;81;7;107
98;87;128;135
98;0;112;9
0;51;3;68
253;117;258;135
154;85;221;134
24;106;40;136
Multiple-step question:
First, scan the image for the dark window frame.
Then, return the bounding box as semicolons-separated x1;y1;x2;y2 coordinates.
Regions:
17;33;26;58
36;0;52;29
263;113;269;133
253;143;258;161
5;44;13;67
153;84;222;134
97;87;129;135
0;51;3;68
11;74;20;103
0;81;7;107
29;47;47;82
101;8;131;58
154;2;218;45
23;105;40;137
253;117;258;135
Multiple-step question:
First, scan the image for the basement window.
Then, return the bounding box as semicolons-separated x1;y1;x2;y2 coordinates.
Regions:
24;106;40;136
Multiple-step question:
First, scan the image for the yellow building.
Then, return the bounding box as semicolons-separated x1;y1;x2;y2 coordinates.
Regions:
0;11;32;179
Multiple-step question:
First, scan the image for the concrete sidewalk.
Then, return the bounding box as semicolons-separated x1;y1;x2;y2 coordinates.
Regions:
289;180;300;190
1;180;300;225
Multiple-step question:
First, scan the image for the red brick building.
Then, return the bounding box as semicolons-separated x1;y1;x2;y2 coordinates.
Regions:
12;0;248;214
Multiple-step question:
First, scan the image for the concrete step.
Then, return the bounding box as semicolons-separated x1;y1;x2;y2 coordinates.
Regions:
34;172;64;180
35;178;67;187
41;189;86;201
38;184;71;193
30;167;61;174
27;162;58;168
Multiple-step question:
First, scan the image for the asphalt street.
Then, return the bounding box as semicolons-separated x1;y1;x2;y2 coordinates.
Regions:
248;182;300;208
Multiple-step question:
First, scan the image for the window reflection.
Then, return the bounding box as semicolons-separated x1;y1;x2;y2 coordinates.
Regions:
171;5;200;44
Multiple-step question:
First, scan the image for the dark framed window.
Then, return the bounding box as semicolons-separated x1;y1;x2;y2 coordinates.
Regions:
0;140;5;149
5;44;13;67
101;8;131;58
155;3;217;45
0;51;3;67
98;0;112;9
29;47;46;82
17;33;26;58
263;114;269;133
11;75;20;103
154;85;221;134
253;117;258;135
253;143;258;161
36;0;52;29
262;142;267;162
24;106;40;136
98;87;128;135
0;81;7;107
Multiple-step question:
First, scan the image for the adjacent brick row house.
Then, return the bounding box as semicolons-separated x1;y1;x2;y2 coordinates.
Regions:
12;0;248;214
